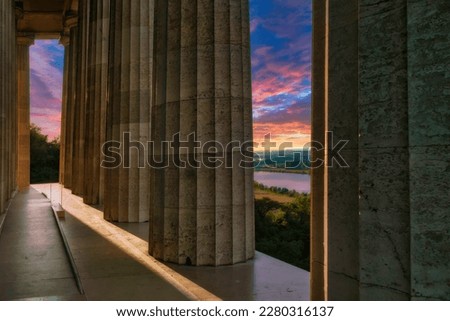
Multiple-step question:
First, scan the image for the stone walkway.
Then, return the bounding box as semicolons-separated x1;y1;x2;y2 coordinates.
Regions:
0;188;84;300
0;187;187;301
0;185;310;301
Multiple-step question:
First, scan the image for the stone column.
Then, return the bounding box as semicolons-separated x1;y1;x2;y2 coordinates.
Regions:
311;0;360;300
310;0;326;300
83;0;110;205
16;33;34;191
8;4;18;199
9;4;17;199
358;0;411;300
311;0;450;301
63;15;78;189
0;0;18;212
150;0;254;266
59;32;70;185
104;0;152;222
407;0;450;301
0;0;4;213
71;0;90;197
0;0;7;211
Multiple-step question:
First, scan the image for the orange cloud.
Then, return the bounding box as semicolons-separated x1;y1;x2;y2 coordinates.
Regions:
253;121;311;149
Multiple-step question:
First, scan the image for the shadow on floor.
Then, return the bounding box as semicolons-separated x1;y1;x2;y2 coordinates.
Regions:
115;222;310;301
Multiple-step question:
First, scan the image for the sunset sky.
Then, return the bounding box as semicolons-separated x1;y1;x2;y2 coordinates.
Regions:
29;40;64;140
30;0;311;147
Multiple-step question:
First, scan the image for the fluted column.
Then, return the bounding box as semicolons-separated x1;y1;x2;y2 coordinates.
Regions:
311;0;449;301
16;33;34;191
0;0;6;211
310;0;326;300
150;0;254;266
71;0;90;196
59;32;70;185
407;0;450;301
63;15;78;189
9;5;18;198
83;0;110;205
0;0;18;213
104;0;152;222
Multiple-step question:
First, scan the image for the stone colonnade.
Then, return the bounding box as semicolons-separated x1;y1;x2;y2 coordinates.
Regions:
1;0;448;297
59;0;255;265
0;0;255;268
311;0;450;300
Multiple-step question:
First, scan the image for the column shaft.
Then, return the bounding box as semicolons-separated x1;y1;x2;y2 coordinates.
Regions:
312;0;449;301
16;34;34;191
0;1;18;212
63;17;79;189
310;0;361;300
104;0;152;222
71;0;90;196
59;35;70;185
0;0;5;211
407;0;450;300
359;0;410;300
150;0;254;266
84;0;110;205
10;6;17;199
310;0;326;301
6;4;16;198
326;0;360;300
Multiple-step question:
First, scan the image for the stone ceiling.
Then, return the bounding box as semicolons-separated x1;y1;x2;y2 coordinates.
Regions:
16;0;78;39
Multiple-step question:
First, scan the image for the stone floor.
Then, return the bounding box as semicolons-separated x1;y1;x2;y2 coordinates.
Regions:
115;222;311;301
0;185;310;301
0;188;85;300
0;188;187;301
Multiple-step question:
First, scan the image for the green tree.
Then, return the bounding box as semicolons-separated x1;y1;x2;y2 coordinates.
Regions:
30;124;60;184
255;193;310;271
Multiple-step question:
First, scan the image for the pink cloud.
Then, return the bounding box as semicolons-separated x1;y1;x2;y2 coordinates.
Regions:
251;56;311;108
250;18;261;33
251;31;311;109
255;98;310;124
31;107;62;140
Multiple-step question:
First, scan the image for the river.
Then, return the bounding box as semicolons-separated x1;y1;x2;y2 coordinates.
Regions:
254;171;310;194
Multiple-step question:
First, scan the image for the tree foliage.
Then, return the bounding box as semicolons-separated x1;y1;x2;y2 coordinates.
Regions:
30;124;60;184
255;185;310;271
